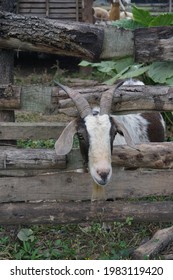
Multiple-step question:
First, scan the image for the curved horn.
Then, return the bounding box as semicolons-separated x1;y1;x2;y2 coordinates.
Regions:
100;80;125;115
54;81;91;118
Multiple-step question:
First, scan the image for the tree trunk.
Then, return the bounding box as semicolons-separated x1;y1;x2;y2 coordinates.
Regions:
0;0;16;145
0;10;104;60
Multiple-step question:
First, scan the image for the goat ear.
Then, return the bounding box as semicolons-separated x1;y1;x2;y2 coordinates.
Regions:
112;118;136;149
55;119;77;155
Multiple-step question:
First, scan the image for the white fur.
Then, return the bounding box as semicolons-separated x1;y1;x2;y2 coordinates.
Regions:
81;79;165;186
84;114;112;186
112;114;149;145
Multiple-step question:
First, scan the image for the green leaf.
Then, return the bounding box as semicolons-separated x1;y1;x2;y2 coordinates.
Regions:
165;76;173;86
132;5;153;27
96;61;117;73
114;57;134;73
17;228;34;242
105;64;149;85
104;65;131;85
120;65;150;80
149;13;173;27
78;60;92;67
148;62;173;84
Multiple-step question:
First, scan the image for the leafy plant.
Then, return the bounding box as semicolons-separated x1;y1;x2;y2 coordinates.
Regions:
132;5;173;27
79;6;173;86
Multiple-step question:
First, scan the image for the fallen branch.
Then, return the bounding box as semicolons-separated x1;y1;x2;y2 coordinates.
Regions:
133;226;173;259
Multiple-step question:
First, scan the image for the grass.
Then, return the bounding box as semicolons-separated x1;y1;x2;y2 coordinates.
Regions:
0;221;169;260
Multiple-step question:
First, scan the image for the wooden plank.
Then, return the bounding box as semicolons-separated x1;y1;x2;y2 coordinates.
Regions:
0;168;173;203
0;85;21;109
0;200;173;225
49;9;77;13
135;26;173;62
0;122;66;140
19;9;46;14
0;142;173;172
19;3;46;8
0;146;66;170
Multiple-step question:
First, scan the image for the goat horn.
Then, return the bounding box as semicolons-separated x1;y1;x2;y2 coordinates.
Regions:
54;81;91;118
100;80;125;115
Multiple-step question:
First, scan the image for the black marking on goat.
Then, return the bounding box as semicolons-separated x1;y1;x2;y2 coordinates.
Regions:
77;119;89;166
109;117;118;153
140;112;165;142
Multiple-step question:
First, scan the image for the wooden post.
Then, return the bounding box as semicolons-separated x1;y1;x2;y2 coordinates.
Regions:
0;0;16;145
82;0;94;23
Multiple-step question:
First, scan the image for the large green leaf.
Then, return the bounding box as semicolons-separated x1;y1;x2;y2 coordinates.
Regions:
114;57;134;73
149;13;173;27
96;61;117;74
132;5;153;27
105;64;149;85
148;62;173;84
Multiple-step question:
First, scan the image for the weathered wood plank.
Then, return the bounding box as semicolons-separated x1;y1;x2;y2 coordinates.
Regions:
0;122;66;140
0;146;66;170
0;200;173;225
0;168;173;203
134;26;173;62
0;85;21;109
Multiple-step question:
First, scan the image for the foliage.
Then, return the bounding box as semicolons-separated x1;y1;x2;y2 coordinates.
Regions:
79;58;173;86
132;5;173;27
80;6;173;86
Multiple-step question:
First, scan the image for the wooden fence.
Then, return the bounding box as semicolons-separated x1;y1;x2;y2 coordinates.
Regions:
0;2;173;226
0;82;173;225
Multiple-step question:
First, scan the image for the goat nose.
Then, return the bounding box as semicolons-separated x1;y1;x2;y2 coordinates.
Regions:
97;170;110;182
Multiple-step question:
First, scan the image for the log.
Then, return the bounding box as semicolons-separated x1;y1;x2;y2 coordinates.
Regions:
0;0;16;145
134;26;173;62
0;10;104;60
112;142;173;169
54;84;173;116
0;84;21;109
0;142;173;172
0;200;173;225
0;10;134;60
0;84;171;115
0;146;66;170
133;226;173;259
0;168;173;202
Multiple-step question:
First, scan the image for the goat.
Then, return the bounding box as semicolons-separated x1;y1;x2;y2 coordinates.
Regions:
93;7;109;22
93;0;133;23
109;0;133;20
54;79;165;202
